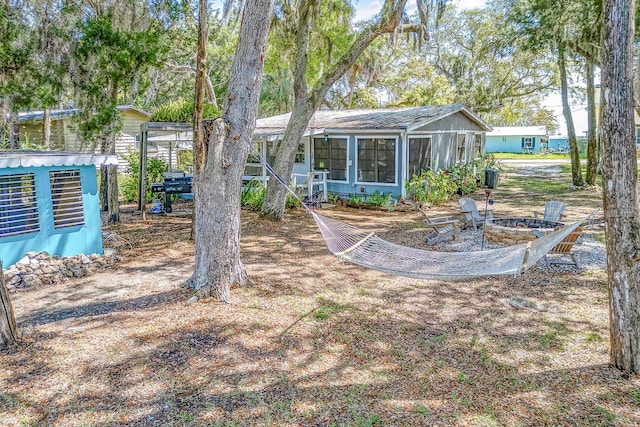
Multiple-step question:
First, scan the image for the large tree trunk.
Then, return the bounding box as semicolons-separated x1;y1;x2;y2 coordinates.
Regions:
43;108;52;149
188;0;274;302
107;165;119;223
0;262;19;349
601;0;640;372
261;0;408;220
586;60;598;186
8;111;19;149
558;44;584;187
191;0;208;241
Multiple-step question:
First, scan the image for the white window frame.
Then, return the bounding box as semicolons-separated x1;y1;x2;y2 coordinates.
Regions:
355;135;398;186
523;137;534;148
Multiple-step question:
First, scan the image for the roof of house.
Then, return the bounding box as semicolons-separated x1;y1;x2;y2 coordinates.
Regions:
0;151;119;168
18;105;150;123
254;104;492;138
486;126;548;137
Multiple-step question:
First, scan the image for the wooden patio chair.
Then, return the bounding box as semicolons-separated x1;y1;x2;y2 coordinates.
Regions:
533;226;583;267
534;200;566;222
418;208;460;245
458;197;493;230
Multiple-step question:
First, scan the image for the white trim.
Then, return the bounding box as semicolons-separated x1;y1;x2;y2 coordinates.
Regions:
354;135;399;186
0;153;118;168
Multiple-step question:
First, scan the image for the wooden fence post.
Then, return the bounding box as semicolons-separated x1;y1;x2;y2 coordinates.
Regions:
0;261;19;348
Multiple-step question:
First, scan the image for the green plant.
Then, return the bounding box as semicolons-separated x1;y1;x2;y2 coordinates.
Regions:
240;179;265;210
327;193;340;203
119;150;168;203
177;149;193;172
365;190;393;209
151;99;220;123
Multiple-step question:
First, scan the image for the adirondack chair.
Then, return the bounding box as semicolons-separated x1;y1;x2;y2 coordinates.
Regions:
534;200;566;222
533;227;583;267
458;197;493;230
418;208;460;245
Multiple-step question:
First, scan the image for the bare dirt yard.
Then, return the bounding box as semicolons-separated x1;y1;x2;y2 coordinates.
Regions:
2;162;639;426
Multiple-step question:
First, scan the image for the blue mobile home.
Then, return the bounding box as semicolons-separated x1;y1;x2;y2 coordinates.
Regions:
485;126;548;154
0;151;117;267
250;105;491;200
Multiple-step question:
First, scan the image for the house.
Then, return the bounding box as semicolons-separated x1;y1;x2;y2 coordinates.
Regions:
0;151;117;267
250;104;491;200
18;106;179;171
485;126;549;154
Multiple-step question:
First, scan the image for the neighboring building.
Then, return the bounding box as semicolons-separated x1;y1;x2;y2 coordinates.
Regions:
17;106;179;171
485;126;549;154
250;104;491;200
0;151;117;266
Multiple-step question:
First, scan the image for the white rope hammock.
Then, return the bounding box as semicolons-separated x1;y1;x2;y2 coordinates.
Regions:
310;212;587;281
243;136;587;281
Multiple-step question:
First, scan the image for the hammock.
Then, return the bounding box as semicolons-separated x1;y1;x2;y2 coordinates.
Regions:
310;211;586;281
244;136;587;281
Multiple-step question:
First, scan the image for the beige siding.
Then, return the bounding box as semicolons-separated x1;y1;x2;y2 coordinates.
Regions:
19;120;66;149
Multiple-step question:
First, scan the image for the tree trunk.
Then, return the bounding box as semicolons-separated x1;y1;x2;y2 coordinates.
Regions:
261;0;408;220
43;108;52;149
0;95;8;146
107;165;119;223
188;0;274;302
586;60;598;185
0;262;19;349
99;166;109;211
601;0;640;373
191;0;207;241
558;44;584;187
8;111;19;149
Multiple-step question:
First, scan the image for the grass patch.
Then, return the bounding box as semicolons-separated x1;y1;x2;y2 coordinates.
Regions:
493;152;572;160
313;298;347;320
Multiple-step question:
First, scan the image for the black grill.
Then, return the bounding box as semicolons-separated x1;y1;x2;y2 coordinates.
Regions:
151;172;193;213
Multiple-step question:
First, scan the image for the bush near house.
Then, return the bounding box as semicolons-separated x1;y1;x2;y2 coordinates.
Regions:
119;150;168;203
406;155;502;205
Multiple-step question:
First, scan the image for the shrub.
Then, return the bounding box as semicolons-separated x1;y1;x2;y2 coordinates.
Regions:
119;150;168;203
151;99;220;123
240;179;301;210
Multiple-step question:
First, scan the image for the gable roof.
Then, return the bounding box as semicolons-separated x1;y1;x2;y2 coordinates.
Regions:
487;126;547;137
254;104;491;138
18;105;150;123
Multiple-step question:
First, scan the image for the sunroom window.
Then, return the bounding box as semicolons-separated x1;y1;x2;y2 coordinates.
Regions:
314;137;347;181
357;137;396;183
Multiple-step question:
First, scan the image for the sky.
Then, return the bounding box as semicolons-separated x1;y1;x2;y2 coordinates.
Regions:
354;0;488;22
351;0;587;136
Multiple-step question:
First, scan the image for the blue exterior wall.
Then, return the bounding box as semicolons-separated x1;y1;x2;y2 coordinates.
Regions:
0;164;103;267
486;135;541;153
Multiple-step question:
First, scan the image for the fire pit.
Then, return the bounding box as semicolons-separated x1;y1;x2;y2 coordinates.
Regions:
484;218;564;245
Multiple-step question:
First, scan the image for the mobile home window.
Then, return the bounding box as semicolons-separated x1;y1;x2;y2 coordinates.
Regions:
50;169;85;229
523;137;533;148
357;137;396;183
0;173;40;237
457;134;466;162
314;137;347;181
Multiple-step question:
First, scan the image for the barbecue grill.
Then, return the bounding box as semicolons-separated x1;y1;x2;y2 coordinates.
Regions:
151;171;193;213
